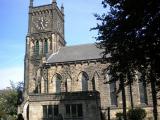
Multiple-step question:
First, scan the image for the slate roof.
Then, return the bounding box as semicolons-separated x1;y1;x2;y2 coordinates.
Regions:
47;43;107;63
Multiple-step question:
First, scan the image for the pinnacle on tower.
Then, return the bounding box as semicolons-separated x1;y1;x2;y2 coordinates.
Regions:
61;4;64;13
52;0;57;6
30;0;33;7
52;0;57;3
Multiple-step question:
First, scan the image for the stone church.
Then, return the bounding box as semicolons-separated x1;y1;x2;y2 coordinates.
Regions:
19;0;160;120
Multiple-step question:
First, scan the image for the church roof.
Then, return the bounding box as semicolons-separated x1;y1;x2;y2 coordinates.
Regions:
47;43;106;63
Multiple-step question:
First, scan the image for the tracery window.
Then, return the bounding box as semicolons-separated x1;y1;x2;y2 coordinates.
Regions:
92;72;99;91
106;71;117;106
66;76;72;92
53;74;62;93
78;72;89;91
55;74;62;93
110;81;117;106
138;73;148;104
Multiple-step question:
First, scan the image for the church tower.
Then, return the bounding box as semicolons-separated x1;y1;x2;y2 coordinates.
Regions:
24;0;65;93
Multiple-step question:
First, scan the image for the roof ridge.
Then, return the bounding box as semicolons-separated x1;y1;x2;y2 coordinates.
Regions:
47;49;60;62
64;43;96;48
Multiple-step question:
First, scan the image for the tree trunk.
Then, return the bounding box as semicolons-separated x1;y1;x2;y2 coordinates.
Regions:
150;71;158;120
127;72;134;109
129;82;134;109
120;74;127;120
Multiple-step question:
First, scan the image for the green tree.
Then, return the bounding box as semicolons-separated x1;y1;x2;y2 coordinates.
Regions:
94;0;160;120
0;81;24;120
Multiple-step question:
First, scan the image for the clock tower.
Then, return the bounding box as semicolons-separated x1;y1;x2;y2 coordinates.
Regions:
24;0;65;93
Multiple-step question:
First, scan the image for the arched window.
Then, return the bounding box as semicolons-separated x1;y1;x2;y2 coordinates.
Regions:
44;39;48;54
92;72;99;91
138;72;148;104
66;75;72;92
110;81;117;106
35;40;39;55
106;71;117;106
53;74;62;93
55;74;62;93
78;72;89;91
50;39;52;50
34;81;41;94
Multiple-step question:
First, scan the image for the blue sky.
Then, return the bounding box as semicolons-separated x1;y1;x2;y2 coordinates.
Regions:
0;0;104;89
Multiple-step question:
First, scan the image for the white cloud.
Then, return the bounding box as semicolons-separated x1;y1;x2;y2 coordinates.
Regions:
0;66;24;89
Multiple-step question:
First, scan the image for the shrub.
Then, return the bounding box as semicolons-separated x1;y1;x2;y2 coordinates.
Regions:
127;108;147;120
116;112;123;120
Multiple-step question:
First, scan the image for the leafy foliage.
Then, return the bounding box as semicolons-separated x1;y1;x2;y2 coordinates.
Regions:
127;108;147;120
116;108;147;120
0;81;24;120
0;89;18;115
94;0;160;119
95;0;160;86
116;112;123;120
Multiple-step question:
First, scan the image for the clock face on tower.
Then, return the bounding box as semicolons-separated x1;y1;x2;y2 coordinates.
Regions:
33;16;49;31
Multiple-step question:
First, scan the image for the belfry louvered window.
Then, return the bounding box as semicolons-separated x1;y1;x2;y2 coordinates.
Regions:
50;39;52;50
35;40;39;55
44;39;48;54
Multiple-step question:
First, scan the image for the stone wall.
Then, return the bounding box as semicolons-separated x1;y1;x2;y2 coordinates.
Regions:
28;92;101;120
45;61;158;119
24;59;160;120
